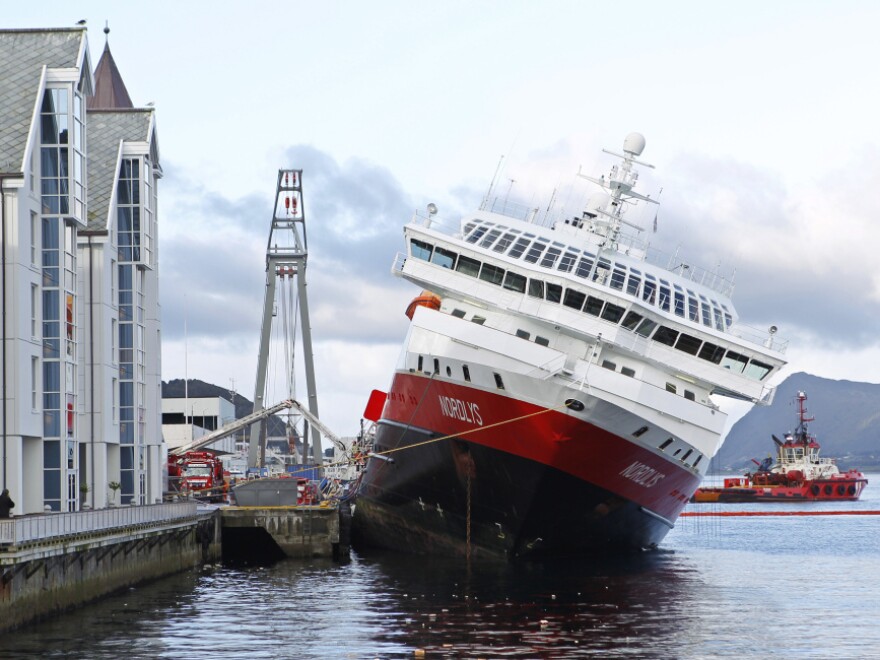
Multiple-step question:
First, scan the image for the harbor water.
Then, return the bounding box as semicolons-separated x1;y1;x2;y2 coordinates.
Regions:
3;475;880;659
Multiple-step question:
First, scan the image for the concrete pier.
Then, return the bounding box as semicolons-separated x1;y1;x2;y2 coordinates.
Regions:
0;502;220;632
221;504;350;561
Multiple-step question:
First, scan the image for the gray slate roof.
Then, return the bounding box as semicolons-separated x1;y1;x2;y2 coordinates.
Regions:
0;28;87;174
86;110;154;230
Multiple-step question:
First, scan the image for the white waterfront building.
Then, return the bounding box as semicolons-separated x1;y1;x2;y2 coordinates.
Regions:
161;396;237;455
0;26;164;512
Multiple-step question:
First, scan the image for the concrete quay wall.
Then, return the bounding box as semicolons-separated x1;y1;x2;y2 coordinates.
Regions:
0;502;220;632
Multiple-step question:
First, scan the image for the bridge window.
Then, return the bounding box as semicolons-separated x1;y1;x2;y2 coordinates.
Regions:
653;326;679;346
479;263;505;285
674;333;701;356
528;279;544;298
563;289;586;310
610;265;626;291
674;291;686;317
635;318;658;337
626;270;641;296
411;239;433;261
701;302;712;327
493;232;517;253
503;271;526;293
600;302;625;323
643;274;657;304
621;311;643;331
546;283;562;303
558;251;578;273
455;255;481;277
721;350;748;374
508;236;531;258
687;294;699;322
431;246;457;269
524;241;548;264
466;226;488;244
575;254;595;278
584;296;604;316
658;283;671;311
745;360;772;381
541;247;561;268
698;342;725;364
479;229;502;248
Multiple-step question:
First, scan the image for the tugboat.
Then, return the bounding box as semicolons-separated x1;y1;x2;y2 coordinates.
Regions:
691;391;867;503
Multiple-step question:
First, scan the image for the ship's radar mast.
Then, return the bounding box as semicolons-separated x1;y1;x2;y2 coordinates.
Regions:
576;132;659;249
248;170;322;470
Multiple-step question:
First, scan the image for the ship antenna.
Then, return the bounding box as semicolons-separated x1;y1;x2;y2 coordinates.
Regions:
481;154;505;211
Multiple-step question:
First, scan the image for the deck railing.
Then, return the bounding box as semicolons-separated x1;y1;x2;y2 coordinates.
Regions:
0;501;198;547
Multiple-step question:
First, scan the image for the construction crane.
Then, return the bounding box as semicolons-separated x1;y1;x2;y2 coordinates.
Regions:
248;169;322;470
174;399;294;455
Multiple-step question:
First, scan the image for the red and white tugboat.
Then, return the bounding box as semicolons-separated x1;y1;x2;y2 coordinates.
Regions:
691;391;868;503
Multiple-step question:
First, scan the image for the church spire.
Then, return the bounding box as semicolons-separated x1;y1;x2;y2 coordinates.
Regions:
87;24;134;110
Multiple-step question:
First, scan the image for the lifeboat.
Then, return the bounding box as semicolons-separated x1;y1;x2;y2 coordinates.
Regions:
405;291;441;320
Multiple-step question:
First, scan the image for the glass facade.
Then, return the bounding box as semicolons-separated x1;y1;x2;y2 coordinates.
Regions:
39;85;85;512
117;158;147;505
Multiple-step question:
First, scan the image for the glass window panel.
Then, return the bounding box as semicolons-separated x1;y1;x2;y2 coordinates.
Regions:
527;279;544;298
479;263;505;285
546;283;562;303
455;256;481;277
524;241;547;264
621;311;643;331
558;251;577;273
563;289;586;310
652;326;679;346
698;342;725;364
584;296;604;316
635;318;658;337
610;267;626;290
575;255;594;278
479;229;502;248
721;351;748;373
430;247;457;269
508;237;530;258
675;333;702;355
540;248;561;268
503;271;527;293
744;360;772;381
601;303;625;323
492;232;517;253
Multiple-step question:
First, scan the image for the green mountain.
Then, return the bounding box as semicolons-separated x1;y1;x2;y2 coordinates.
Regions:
715;372;880;471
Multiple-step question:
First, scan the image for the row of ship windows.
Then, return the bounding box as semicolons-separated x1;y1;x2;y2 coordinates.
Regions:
412;239;772;381
456;222;733;331
415;352;703;469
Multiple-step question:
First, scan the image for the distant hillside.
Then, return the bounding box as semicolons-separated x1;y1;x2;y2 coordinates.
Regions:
162;379;288;438
717;372;880;471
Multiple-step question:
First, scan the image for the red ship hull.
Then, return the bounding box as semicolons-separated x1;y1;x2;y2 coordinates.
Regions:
353;372;702;559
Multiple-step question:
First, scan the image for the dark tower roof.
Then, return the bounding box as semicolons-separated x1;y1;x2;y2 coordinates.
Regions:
87;29;132;110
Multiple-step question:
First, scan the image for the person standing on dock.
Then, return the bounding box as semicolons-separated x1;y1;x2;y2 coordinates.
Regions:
0;489;14;518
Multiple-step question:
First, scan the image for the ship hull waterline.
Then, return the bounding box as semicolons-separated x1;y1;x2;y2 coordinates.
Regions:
352;373;704;560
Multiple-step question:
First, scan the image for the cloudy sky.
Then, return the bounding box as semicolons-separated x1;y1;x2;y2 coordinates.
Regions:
9;1;880;438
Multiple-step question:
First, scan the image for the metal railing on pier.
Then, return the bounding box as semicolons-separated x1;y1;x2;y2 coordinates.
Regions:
0;502;198;547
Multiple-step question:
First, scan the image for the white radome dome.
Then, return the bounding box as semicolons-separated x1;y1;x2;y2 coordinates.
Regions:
623;132;646;156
